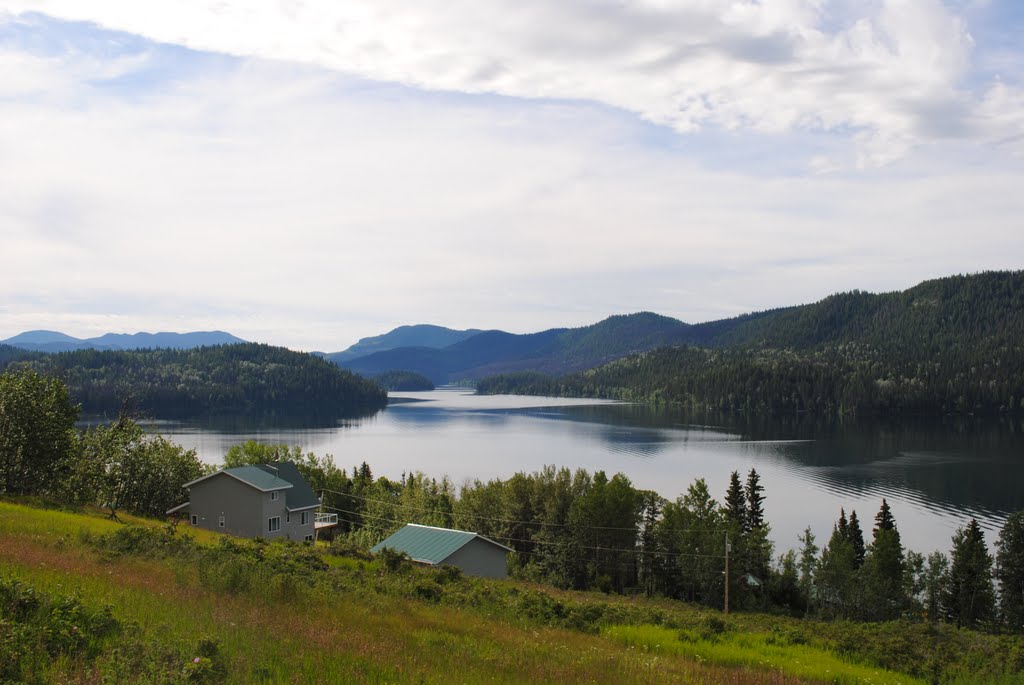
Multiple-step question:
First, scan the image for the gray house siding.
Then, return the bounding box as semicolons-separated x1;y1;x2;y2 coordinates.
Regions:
285;507;317;541
189;475;266;538
442;538;508;579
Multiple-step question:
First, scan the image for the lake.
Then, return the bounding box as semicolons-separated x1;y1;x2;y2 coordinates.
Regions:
152;388;1024;556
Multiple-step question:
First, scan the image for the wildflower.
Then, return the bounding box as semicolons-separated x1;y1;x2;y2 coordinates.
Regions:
193;657;201;663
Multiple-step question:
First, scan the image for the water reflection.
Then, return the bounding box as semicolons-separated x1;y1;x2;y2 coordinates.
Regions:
153;389;1023;553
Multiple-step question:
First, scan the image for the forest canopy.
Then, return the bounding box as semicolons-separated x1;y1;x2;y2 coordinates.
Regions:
0;343;387;420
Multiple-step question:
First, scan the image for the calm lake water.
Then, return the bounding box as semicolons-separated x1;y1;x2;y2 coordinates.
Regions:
151;388;1024;556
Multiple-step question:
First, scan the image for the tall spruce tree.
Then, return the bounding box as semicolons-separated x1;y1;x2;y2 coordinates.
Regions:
745;469;765;530
848;510;866;568
725;471;748;533
944;519;996;629
996;511;1024;631
861;499;905;620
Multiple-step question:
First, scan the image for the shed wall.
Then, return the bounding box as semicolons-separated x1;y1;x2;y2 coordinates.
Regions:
442;538;508;579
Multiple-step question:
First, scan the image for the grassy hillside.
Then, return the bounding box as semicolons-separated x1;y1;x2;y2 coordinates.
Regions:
2;499;1019;684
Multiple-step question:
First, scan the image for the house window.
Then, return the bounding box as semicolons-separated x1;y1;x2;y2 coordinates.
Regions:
191;514;198;526
300;511;310;525
268;516;281;533
271;491;279;501
304;534;314;542
218;515;225;528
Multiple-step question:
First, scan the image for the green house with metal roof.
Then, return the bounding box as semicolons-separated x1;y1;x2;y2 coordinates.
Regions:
371;524;512;579
166;462;334;541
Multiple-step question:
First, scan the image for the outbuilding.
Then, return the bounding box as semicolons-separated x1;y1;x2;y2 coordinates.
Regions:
371;523;512;579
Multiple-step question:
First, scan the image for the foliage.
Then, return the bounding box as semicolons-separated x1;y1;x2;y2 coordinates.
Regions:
0;368;79;496
943;519;996;629
0;574;221;684
2;342;387;420
372;370;436;391
996;511;1024;631
478;271;1024;417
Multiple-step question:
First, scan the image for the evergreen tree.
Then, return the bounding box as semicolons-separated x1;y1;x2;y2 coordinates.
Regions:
874;498;896;533
996;511;1024;631
724;471;748;533
944;519;996;629
837;508;849;542
861;499;906;620
745;469;765;530
848;510;866;568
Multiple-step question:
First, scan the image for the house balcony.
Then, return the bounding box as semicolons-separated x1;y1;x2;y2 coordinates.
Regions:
314;512;339;529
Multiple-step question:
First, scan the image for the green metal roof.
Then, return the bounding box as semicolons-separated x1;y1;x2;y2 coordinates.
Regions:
221;465;293;491
264;462;320;510
370;524;510;565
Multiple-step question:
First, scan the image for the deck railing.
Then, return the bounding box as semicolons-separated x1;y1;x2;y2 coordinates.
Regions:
314;512;338;528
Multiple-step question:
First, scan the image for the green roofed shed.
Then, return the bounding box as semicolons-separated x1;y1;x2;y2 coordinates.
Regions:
371;524;512;579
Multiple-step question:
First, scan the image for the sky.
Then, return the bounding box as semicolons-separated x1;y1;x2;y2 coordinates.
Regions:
1;1;1022;352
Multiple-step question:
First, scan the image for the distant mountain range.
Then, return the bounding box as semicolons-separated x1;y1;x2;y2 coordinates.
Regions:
325;324;482;363
0;330;246;353
330;271;1024;386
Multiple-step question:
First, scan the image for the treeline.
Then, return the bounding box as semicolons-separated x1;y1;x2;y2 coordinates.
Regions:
477;272;1024;416
372;370;435;391
225;441;1024;631
0;369;205;519
477;342;1024;416
0;343;388;419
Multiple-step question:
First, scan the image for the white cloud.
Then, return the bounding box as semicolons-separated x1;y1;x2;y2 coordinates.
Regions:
0;34;1021;350
3;0;1022;164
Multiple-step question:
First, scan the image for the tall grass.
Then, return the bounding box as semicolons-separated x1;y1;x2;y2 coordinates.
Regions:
604;623;925;685
2;499;1020;684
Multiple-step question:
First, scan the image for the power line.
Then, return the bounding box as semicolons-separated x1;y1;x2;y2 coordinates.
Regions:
319;488;725;536
318;503;725;561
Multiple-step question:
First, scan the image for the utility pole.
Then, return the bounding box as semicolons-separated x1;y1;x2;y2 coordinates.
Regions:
724;534;731;614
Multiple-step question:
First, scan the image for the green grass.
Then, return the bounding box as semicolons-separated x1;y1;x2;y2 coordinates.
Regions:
2;498;1021;684
604;624;924;685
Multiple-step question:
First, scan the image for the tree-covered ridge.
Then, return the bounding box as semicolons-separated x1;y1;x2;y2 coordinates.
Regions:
372;370;435;391
478;271;1024;416
2;343;387;419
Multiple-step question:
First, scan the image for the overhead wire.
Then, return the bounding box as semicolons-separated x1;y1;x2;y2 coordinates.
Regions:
318;503;726;561
318;487;727;536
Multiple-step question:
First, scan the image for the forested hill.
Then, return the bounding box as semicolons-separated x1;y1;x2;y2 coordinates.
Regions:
477;271;1024;416
0;343;388;419
326;324;482;363
343;312;689;383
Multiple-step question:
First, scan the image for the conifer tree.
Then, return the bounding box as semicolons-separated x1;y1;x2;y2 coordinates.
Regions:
745;469;765;530
848;510;866;568
861;499;905;620
944;519;996;629
996;511;1024;631
724;471;748;533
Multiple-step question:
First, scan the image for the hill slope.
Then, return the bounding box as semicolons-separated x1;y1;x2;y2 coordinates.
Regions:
478;271;1024;416
4;500;1014;684
1;343;387;419
326;324;482;363
342;313;690;383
